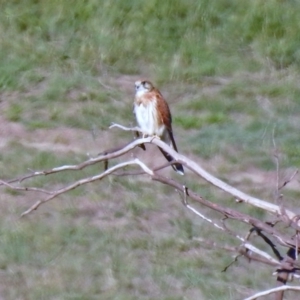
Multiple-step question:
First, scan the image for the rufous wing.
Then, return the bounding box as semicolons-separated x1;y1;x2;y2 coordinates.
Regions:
155;91;184;175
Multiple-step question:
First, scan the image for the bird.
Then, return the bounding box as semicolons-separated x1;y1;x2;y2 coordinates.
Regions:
133;80;184;175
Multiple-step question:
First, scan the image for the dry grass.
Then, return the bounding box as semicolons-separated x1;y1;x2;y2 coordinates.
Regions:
1;1;300;299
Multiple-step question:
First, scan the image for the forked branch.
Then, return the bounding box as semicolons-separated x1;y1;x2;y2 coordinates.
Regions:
1;123;300;299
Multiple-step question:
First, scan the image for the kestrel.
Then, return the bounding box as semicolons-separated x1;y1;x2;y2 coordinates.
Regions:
133;80;184;175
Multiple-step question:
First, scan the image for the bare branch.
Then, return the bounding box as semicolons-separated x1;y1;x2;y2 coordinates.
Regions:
1;137;152;185
272;125;280;202
1;131;298;245
0;121;299;298
2;127;299;225
181;189;280;266
21;159;153;217
116;130;297;221
0;180;52;194
109;123;142;133
113;161;174;176
194;238;279;267
112;124;300;223
279;169;299;190
152;174;295;248
244;285;300;300
181;187;227;232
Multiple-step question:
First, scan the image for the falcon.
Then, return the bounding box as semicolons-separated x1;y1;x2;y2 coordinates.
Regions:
133;80;184;175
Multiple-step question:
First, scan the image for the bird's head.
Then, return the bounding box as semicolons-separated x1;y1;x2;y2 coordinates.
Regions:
135;80;154;95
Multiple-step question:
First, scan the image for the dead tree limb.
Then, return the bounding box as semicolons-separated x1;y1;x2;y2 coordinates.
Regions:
1;123;300;299
244;285;300;300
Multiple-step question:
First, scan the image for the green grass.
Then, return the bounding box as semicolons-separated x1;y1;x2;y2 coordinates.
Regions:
2;0;300;91
0;0;300;299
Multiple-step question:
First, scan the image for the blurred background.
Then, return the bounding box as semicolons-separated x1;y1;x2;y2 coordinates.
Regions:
1;0;300;299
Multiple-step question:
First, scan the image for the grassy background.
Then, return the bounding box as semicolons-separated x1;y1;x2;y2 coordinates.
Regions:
1;0;300;299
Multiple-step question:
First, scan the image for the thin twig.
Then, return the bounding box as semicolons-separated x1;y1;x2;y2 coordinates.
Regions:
109;123;142;133
0;180;52;194
179;187;280;265
193;238;279;267
279;169;299;190
272;125;280;201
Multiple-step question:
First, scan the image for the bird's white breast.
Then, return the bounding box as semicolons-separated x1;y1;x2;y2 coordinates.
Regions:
134;100;165;136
